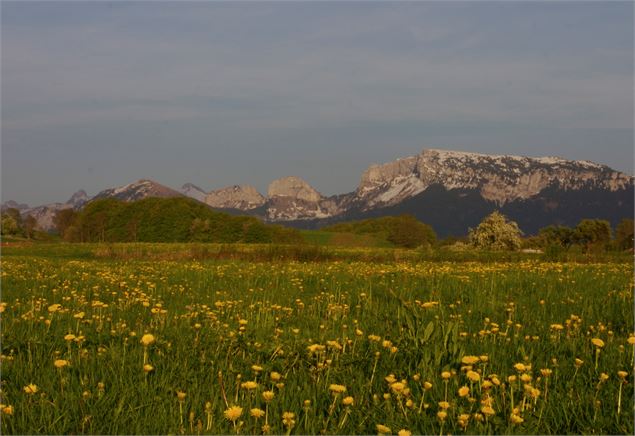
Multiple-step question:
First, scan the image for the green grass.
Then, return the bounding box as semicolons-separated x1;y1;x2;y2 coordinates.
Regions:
1;244;633;434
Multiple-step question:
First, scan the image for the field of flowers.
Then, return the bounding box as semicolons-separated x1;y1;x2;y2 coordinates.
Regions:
1;244;633;434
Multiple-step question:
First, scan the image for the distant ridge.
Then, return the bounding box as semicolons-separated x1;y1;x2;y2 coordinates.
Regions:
5;148;633;235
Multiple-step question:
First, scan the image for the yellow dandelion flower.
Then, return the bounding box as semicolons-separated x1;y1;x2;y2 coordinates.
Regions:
513;363;526;372
224;405;243;422
390;382;405;393
437;410;447;421
617;370;628;379
599;373;609;382
627;336;635;345
398;430;412;436
140;334;156;346
262;390;275;402
23;384;38;394
329;384;347;394
282;411;295;427
458;386;470;397
47;304;61;313
250;408;265;419
342;396;354;406
575;358;584;367
376;424;391;434
510;414;524;424
2;405;14;415
423;381;433;390
176;391;186;402
64;334;76;342
461;355;480;365
441;371;451;380
251;365;263;372
481;406;496;416
467;370;480;382
54;359;69;368
143;364;154;373
270;371;281;382
591;338;605;348
438;401;450;409
241;381;258;390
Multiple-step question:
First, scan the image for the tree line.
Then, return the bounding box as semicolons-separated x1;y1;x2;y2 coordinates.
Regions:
50;197;303;244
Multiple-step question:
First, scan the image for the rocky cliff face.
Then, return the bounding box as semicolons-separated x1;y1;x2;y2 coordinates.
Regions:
205;185;265;210
355;149;632;208
265;177;341;220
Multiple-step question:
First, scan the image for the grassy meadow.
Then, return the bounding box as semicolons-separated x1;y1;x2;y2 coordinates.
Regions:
1;243;633;434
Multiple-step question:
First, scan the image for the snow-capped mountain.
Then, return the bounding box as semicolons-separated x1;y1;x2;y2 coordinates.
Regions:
5;148;633;236
353;149;631;208
92;179;183;202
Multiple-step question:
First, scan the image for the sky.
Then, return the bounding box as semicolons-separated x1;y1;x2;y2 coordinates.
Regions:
2;1;633;206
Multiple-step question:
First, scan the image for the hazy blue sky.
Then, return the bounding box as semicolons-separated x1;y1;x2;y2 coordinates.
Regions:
2;1;633;205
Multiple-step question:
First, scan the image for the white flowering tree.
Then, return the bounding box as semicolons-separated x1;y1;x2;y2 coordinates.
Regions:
468;211;522;251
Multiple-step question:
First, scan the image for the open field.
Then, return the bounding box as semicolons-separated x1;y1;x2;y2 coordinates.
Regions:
1;243;634;434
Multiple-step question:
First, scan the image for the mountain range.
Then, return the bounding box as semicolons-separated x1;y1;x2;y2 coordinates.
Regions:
3;148;633;237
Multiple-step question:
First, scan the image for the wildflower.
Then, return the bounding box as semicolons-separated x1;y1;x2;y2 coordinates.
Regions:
262;390;275;402
540;368;552;377
467;370;480;382
398;430;412;436
599;373;609;382
329;384;347;394
1;405;14;415
461;355;479;365
250;408;265;419
270;371;281;382
342;396;354;406
23;384;38;394
241;381;258;390
376;424;391;434
617;370;628;380
143;364;154;373
177;391;186;402
64;334;76;341
513;363;526;372
390;382;405;393
441;371;451;380
48;304;61;313
481;406;496;416
627;336;635;345
140;334;156;346
438;401;450;409
510;414;524;424
224;405;243;422
458;386;470;397
54;359;69;368
423;381;433;390
575;358;584;368
282;411;295;428
591;338;605;348
251;365;263;372
437;410;447;421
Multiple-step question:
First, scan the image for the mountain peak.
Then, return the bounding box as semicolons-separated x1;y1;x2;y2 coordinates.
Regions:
66;190;89;208
357;148;629;207
205;184;265;210
93;179;182;202
267;176;322;202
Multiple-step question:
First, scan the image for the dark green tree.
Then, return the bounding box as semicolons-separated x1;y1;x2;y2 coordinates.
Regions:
614;218;634;251
573;219;611;252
